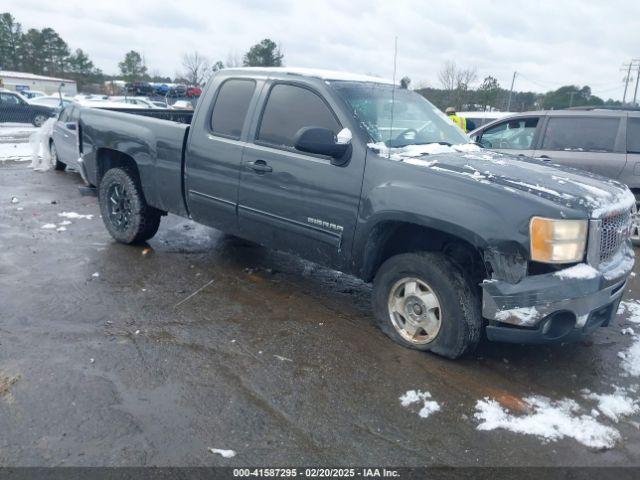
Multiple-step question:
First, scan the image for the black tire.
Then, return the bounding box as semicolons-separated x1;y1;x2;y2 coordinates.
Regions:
372;252;482;359
50;141;66;171
98;167;161;244
632;193;640;247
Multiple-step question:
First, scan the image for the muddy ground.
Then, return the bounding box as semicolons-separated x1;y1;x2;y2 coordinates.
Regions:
1;161;639;466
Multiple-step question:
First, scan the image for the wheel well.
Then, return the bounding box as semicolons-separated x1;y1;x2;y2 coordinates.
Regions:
362;222;489;284
96;148;139;185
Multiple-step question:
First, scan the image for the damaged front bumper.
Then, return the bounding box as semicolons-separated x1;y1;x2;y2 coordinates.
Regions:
482;244;634;344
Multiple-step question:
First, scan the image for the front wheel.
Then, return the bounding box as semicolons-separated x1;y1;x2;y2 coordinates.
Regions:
631;196;640;246
98;167;162;244
50;141;66;171
372;252;482;359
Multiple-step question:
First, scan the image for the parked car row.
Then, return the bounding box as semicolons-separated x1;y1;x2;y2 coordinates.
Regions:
125;82;202;97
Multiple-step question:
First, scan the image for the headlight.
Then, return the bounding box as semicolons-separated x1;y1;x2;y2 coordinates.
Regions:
530;217;587;263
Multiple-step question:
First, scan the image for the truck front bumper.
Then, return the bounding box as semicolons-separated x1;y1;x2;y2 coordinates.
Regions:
482;245;634;344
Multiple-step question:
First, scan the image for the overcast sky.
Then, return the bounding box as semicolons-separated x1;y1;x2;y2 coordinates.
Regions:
5;0;640;100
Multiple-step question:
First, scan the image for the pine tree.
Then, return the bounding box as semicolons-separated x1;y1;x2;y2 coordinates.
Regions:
243;39;283;67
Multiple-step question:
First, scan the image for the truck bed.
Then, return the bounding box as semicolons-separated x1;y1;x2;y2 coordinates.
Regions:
79;106;191;217
95;107;194;125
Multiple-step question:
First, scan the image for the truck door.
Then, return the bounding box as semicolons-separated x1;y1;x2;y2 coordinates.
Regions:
53;106;79;167
185;78;259;233
533;115;626;179
238;82;364;269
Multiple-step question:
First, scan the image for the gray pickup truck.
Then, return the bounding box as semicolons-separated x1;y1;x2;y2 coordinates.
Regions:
76;67;635;359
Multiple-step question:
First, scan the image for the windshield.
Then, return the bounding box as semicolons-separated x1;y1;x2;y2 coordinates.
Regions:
329;81;469;148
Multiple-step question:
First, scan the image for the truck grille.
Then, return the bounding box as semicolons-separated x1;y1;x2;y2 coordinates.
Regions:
599;210;632;263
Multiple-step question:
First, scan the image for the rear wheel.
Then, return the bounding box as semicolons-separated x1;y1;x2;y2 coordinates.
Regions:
32;114;47;127
372;252;482;359
50;141;66;171
98;167;162;244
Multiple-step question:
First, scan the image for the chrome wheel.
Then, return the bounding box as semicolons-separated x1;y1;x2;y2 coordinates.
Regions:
107;183;133;231
632;201;640;244
387;277;442;344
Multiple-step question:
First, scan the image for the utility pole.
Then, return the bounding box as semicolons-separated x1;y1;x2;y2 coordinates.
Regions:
506;71;517;111
633;59;640;106
622;62;634;104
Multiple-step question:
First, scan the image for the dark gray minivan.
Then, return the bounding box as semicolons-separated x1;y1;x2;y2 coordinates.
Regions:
469;109;640;239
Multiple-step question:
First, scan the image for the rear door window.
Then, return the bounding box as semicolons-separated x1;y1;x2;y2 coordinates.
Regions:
257;84;341;149
210;79;256;139
541;117;620;152
478;117;539;149
628;117;640;153
0;93;21;106
68;106;79;122
58;107;70;122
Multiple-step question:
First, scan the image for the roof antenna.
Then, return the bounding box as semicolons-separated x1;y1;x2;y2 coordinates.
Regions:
388;36;398;159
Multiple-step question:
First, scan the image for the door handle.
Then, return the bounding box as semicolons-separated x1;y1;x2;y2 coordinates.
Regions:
248;160;273;173
535;155;551;162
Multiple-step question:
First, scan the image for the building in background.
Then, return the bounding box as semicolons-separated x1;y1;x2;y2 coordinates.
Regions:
0;70;77;96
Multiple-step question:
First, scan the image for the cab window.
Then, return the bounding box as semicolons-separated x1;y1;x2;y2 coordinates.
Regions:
478;117;538;150
210;79;256;139
257;84;340;150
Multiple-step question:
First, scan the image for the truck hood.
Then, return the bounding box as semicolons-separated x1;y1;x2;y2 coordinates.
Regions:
369;142;634;218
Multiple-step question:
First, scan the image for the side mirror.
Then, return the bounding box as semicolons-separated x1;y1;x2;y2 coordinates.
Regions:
66;122;77;131
294;127;352;165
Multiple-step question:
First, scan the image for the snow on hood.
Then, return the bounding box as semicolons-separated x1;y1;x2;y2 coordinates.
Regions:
368;143;634;218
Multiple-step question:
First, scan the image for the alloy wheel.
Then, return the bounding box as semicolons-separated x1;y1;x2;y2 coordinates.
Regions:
387;277;442;344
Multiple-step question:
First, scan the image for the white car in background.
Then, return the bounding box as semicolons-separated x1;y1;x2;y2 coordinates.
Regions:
29;96;74;110
109;96;161;109
20;90;47;100
170;100;194;110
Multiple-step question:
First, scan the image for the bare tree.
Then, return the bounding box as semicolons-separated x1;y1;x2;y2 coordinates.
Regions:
438;61;478;109
438;61;458;92
225;51;242;68
182;51;210;86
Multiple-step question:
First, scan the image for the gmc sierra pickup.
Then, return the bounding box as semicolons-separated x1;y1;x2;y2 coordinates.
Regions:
75;67;635;359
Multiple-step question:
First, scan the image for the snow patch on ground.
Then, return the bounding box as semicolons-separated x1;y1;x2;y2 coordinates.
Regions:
0;142;34;162
617;300;640;322
41;223;56;229
474;396;620;449
400;390;441;418
58;212;94;220
553;263;599;280
619;337;640;377
583;388;639;422
208;448;236;458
